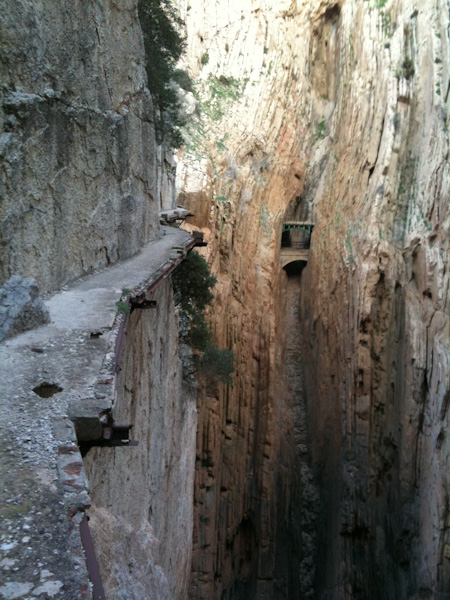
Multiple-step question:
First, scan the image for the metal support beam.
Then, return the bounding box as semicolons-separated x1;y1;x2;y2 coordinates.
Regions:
79;424;138;456
113;232;207;374
80;515;106;600
130;299;157;310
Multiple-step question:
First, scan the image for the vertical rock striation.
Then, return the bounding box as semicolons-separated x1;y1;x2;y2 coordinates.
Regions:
175;2;339;596
1;2;194;597
300;2;450;597
2;0;449;597
176;0;450;597
84;282;197;600
0;0;175;294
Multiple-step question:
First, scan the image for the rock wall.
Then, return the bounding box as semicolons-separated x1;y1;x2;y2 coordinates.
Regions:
175;0;450;598
300;1;450;597
84;281;197;600
0;0;175;294
2;0;449;597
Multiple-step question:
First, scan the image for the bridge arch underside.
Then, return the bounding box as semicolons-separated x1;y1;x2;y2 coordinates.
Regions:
282;258;307;275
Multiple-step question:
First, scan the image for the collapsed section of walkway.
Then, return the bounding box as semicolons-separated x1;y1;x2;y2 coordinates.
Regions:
0;227;201;599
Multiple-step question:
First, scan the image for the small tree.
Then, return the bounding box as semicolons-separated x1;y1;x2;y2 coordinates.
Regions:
172;251;234;384
196;345;234;384
138;0;188;147
172;250;217;317
189;309;210;352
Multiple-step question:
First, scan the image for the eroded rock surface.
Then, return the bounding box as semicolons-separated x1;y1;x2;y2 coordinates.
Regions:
0;276;50;341
1;0;449;598
175;0;450;598
84;281;197;600
0;228;197;600
0;0;176;294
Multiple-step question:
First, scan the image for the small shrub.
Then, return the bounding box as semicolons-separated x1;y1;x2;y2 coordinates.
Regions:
172;68;195;93
116;301;130;315
172;251;234;383
196;344;234;384
402;58;415;80
219;75;232;86
209;75;241;100
189;311;210;352
172;251;217;315
201;52;210;66
380;12;391;37
313;120;326;144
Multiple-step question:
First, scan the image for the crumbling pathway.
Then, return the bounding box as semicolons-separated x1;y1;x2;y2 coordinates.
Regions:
0;227;195;600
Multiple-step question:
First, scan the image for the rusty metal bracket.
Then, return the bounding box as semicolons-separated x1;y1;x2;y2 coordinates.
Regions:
79;424;138;456
113;233;207;374
130;299;157;310
80;515;106;600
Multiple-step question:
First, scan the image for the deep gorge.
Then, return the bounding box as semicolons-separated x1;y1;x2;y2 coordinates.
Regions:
176;0;450;597
1;0;449;599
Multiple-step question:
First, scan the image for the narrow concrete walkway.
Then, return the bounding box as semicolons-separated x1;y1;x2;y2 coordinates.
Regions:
0;227;193;600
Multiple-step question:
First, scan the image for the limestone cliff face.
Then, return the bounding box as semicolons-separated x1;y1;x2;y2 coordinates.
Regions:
0;0;174;294
84;281;197;600
176;0;450;597
299;2;450;597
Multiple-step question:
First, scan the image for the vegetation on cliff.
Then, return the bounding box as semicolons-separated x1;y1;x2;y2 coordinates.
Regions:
172;251;234;383
138;0;191;147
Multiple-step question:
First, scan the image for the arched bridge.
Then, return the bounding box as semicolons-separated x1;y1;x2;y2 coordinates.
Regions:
280;222;314;268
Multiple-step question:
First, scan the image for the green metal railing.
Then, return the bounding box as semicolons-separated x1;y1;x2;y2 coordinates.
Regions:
281;222;314;249
282;222;314;235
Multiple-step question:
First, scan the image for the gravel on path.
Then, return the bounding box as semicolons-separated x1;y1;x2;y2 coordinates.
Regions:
0;227;193;600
